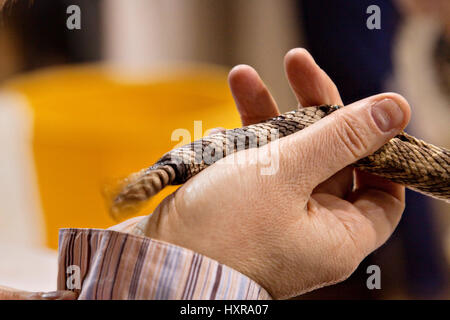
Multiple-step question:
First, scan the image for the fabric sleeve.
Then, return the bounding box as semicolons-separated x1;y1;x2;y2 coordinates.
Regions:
57;228;272;300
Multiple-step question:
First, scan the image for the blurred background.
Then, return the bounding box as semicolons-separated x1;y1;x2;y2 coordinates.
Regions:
0;0;448;298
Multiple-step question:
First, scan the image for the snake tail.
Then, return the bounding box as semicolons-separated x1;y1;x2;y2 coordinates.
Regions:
108;104;449;219
108;165;176;220
108;105;340;218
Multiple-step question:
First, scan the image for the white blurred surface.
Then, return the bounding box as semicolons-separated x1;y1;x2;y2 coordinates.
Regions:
0;91;45;247
0;244;57;292
103;0;300;112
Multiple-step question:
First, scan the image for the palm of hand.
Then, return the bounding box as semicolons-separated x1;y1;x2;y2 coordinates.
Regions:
138;49;406;299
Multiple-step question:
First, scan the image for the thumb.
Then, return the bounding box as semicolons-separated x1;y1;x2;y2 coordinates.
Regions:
281;93;411;190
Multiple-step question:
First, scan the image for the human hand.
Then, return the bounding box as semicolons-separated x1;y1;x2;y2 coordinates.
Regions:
134;48;411;299
0;285;77;300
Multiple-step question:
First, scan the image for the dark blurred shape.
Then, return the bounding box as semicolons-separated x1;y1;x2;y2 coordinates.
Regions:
299;0;398;105
298;0;447;299
435;35;450;98
1;0;101;73
399;190;447;298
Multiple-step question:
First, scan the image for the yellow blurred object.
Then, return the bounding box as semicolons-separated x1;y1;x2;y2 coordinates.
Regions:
5;65;241;249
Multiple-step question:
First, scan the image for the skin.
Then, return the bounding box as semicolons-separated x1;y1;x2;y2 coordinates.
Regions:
135;48;411;299
0;285;76;300
0;48;411;300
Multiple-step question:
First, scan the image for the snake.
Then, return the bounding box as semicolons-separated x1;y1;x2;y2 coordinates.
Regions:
108;105;450;219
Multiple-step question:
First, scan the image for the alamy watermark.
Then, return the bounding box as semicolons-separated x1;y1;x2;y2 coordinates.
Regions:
66;5;81;30
170;121;280;176
366;5;381;30
66;265;81;290
366;264;381;290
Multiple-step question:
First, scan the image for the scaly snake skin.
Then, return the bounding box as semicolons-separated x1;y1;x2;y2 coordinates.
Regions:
109;105;449;218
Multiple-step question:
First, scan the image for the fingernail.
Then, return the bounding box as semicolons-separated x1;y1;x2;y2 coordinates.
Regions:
40;291;74;300
371;99;404;132
40;291;61;300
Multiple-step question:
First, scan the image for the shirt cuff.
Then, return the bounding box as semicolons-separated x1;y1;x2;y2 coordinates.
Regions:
57;228;272;300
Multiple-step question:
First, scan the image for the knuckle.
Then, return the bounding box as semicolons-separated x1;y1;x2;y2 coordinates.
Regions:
334;113;370;159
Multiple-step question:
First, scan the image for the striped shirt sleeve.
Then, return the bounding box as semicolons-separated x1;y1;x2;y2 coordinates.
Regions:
57;228;272;300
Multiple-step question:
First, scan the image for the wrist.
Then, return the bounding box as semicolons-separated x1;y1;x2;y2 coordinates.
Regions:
130;196;292;299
